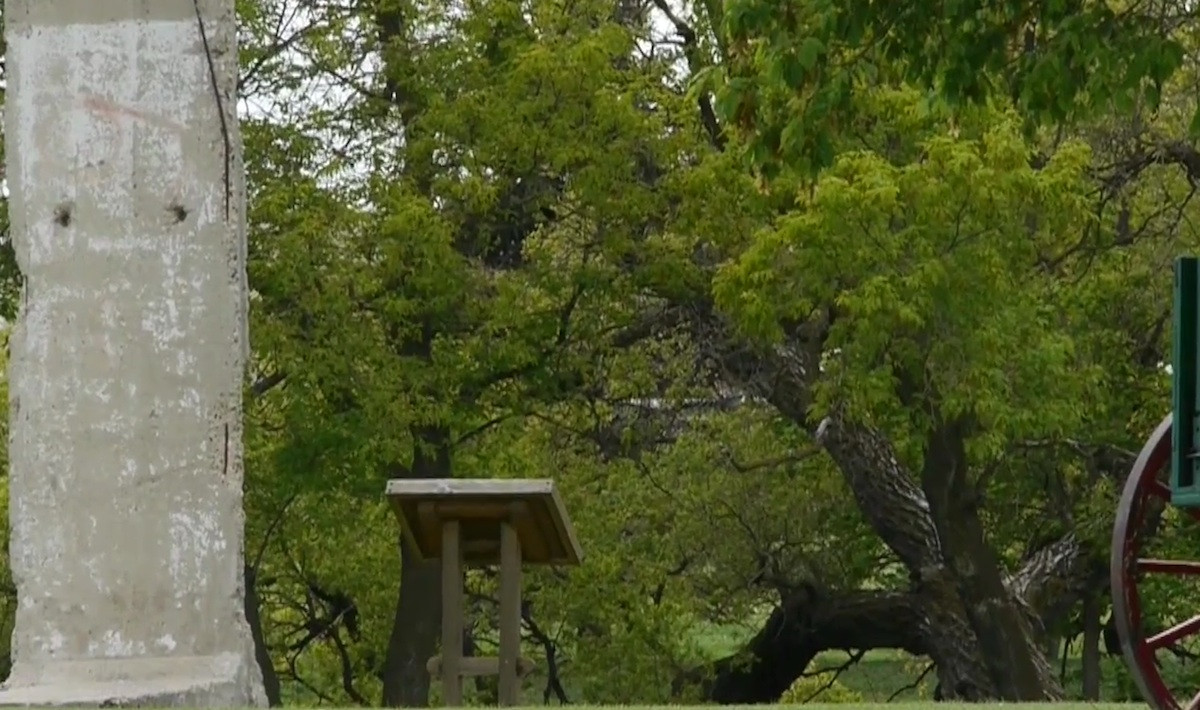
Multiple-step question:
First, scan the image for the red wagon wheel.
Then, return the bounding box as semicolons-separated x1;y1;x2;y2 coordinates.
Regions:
1112;414;1200;710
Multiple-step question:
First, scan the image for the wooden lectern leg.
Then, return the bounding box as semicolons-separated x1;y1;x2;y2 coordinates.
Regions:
498;521;522;706
441;520;464;707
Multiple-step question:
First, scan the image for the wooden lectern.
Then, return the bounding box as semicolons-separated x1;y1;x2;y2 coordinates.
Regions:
386;479;583;707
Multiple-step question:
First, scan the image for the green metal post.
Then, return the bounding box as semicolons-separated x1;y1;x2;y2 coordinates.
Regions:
1172;257;1200;506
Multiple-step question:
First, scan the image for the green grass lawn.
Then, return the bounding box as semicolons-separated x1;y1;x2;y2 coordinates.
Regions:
810;649;1153;704
775;706;1142;710
475;700;1142;705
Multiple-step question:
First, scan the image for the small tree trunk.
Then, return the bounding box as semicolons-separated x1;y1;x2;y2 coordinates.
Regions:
244;565;283;707
1082;595;1102;700
1060;636;1071;684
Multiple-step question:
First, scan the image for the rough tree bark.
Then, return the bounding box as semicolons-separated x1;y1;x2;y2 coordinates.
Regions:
919;416;1054;699
694;533;1097;703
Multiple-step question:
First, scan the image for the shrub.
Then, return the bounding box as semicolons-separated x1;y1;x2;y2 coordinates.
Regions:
778;671;864;704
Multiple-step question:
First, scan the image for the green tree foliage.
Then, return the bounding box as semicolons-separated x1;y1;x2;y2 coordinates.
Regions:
235;0;790;703
718;0;1195;175
716;92;1099;463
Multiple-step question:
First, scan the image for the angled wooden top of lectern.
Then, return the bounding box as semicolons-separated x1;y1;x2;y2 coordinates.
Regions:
386;478;583;567
385;478;583;707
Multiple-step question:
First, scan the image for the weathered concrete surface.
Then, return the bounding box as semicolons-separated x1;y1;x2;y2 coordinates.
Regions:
0;0;266;705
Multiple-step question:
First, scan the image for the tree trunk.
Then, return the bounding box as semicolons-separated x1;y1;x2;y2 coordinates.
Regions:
381;533;443;706
812;417;997;697
244;564;283;707
920;418;1058;700
1081;594;1102;700
1009;532;1101;635
911;571;997;699
381;428;452;707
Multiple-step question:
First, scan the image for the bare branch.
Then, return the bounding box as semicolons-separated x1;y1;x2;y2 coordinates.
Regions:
799;649;866;702
887;661;936;701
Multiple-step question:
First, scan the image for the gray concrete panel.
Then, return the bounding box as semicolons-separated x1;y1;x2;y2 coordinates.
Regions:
0;0;265;704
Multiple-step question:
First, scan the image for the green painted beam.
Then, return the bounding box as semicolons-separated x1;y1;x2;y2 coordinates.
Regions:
1173;257;1200;507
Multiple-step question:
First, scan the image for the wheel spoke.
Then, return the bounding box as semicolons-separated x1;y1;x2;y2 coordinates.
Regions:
1138;559;1200;575
1148;615;1200;650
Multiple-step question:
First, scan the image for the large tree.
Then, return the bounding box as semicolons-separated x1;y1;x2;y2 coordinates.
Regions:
696;0;1200;701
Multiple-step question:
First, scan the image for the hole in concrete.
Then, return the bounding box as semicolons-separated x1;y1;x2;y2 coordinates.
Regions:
167;202;188;223
54;203;72;227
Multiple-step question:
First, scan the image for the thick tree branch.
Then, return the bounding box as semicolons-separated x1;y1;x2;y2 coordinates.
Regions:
1009;532;1102;635
692;304;943;574
692;586;926;703
816;413;942;574
1100;138;1200;193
